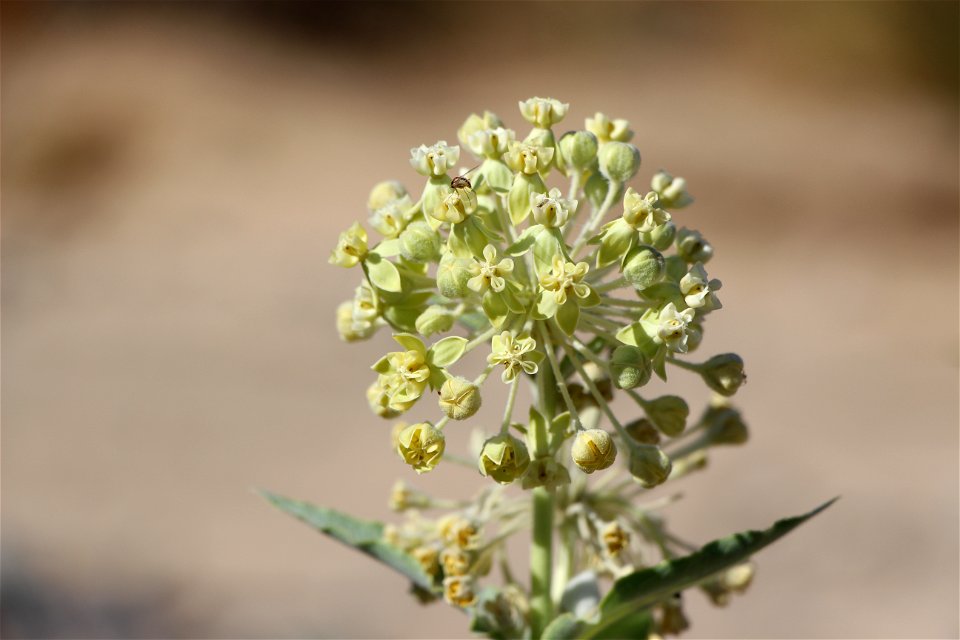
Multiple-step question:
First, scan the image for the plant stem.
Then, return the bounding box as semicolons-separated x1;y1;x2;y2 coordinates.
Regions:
529;345;557;639
530;486;554;639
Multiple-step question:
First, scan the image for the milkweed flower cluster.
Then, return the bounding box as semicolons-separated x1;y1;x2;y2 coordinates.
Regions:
330;98;753;637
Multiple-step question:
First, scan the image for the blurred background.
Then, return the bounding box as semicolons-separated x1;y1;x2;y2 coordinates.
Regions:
2;2;957;638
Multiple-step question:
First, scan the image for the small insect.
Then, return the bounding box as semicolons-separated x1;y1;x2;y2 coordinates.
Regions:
450;165;480;190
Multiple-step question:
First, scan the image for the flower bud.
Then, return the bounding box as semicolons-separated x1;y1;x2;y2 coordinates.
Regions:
645;395;689;437
703;404;749;445
439;376;482;421
397;422;445;473
628;444;672;488
367;180;408;211
368;381;400;419
557;130;598;172
478;433;530;484
611;345;653;389
598;142;641;183
388;480;430;512
651;170;693;209
659;594;689;635
412;545;440;577
438;514;480;549
625;417;661;445
571;429;617;473
699;353;746;396
622;245;665;290
646;221;677;251
415;306;455;337
437;253;472;298
399;221;441;263
472;586;529;639
329;222;368;268
519;97;569;128
685;322;704;353
676;227;714;263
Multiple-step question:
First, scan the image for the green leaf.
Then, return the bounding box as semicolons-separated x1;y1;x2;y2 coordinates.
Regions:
259;489;438;592
364;253;402;293
555;300;580;336
393;333;426;354
589;498;839;638
542;613;584;640
428;336;468;368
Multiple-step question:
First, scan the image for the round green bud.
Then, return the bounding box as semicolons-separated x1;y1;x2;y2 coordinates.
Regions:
622;245;665;290
399;221;440;263
598;141;641;184
397;422;445;473
437;253;472;298
646;221;677;251
478;433;530;484
676;227;714;263
624;417;661;445
700;353;746;396
557;130;599;172
367;180;407;212
611;345;653;389
645;395;689;437
571;429;617;474
439;376;482;421
415;306;455;337
628;444;672;488
703;404;749;445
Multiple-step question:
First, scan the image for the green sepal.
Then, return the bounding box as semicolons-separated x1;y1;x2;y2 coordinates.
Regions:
421;175;452;224
363;252;402;293
393;333;427;354
427;336;468;368
664;255;688;282
382;305;422;333
259;490;439;593
549;411;572;452
652;347;668;381
370;355;391;374
375;238;402;258
533;228;564;275
509;172;547;225
480;158;514;193
639;282;683;307
483;290;511;328
579;286;601;308
596;219;637;268
584;171;610;209
555;300;581;336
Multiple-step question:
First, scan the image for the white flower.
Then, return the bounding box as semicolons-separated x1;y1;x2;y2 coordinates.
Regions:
369;195;413;238
586;112;634;143
409;141;460;177
656;302;696;353
680;263;722;309
468;245;514;294
467;127;515;158
519;97;569;128
530;188;576;228
623;188;670;233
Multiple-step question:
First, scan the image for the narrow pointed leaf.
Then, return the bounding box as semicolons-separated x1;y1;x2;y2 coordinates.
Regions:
259;489;438;592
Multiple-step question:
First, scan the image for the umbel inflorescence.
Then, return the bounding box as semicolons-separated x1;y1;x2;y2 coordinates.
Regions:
330;98;752;637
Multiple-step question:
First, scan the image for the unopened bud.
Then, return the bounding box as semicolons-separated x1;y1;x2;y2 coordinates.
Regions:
368;381;400;419
622;245;665;290
625;417;661;445
703;404;749;445
437;253;472;298
645;395;689;437
439;376;482;420
676;227;714;263
598;141;641;184
557;130;599;172
415;306;455;337
611;345;653;389
571;429;617;473
399;221;441;263
646;221;677;251
700;353;746;396
628;444;672;488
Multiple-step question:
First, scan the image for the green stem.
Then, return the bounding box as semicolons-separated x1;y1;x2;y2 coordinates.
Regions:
501;377;520;433
530;487;554;639
571;180;621;257
530;345;557;639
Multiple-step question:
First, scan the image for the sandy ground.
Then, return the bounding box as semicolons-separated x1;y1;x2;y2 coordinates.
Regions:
2;4;958;638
